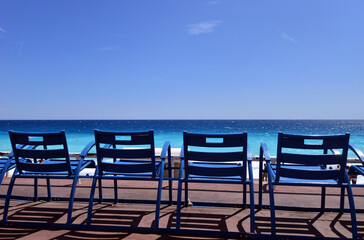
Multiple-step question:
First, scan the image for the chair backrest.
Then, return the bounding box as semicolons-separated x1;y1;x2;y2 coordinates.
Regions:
275;132;350;183
8;130;72;174
183;132;248;178
94;129;156;176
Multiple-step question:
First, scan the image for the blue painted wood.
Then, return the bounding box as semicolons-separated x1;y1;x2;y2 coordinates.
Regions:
187;151;244;162
101;161;156;173
3;130;94;225
18;162;70;172
96;130;152;145
176;131;255;233
98;148;152;159
188;164;244;177
261;132;357;239
185;132;246;147
278;167;340;180
280;153;342;165
280;133;349;149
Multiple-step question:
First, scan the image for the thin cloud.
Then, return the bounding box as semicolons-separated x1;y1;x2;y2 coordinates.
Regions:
96;45;119;51
0;27;5;38
281;32;297;44
187;20;222;35
14;39;25;56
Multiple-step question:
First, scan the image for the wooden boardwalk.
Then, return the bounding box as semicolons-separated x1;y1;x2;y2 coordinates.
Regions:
0;178;363;239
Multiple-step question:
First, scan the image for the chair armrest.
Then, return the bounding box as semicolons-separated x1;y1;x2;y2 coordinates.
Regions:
7;151;14;159
247;144;253;161
160;141;171;160
180;145;184;159
80;141;96;159
260;142;271;162
179;159;184;180
349;144;364;164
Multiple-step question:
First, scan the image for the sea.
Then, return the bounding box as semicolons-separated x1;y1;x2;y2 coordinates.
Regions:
1;120;364;157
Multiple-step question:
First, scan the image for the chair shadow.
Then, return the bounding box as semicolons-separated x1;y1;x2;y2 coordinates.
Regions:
0;202;68;239
330;212;361;239
51;230;130;240
161;209;247;240
156;234;228;240
53;207;152;239
87;205;148;227
0;226;39;239
251;210;324;237
167;211;228;232
5;203;68;224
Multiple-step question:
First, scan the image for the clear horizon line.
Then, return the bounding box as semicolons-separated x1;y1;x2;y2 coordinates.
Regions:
0;119;364;121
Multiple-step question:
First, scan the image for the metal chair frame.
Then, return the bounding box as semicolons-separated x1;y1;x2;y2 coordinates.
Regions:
2;130;95;225
86;129;172;229
176;131;255;232
259;132;357;239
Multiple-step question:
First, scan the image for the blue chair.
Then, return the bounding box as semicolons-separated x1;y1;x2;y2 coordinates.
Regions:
86;130;172;228
176;132;255;232
260;132;357;239
3;130;95;224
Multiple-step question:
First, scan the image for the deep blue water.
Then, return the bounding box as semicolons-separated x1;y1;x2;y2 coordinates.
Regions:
0;120;364;156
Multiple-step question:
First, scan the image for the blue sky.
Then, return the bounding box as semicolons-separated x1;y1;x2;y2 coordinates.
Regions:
0;0;363;119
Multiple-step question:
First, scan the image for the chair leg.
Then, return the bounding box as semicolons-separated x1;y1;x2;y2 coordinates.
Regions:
167;154;173;206
168;175;173;206
249;180;255;233
154;175;164;228
346;184;358;239
258;172;263;209
340;186;345;212
343;172;358;240
243;183;247;206
176;179;183;230
258;148;264;208
87;169;99;225
2;174;17;222
34;178;38;201
114;178;118;204
320;186;326;211
46;178;52;202
267;173;276;235
98;178;103;203
66;175;79;224
184;181;188;207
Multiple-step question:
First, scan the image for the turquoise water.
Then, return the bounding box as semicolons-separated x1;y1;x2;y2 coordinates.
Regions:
1;120;364;156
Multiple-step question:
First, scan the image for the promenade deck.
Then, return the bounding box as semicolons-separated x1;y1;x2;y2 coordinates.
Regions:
0;178;363;239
